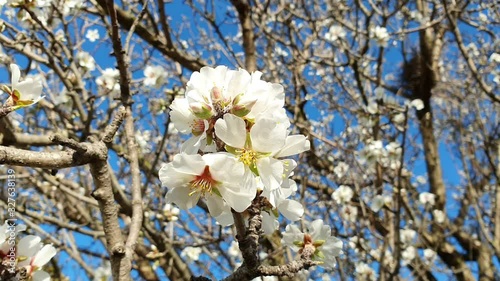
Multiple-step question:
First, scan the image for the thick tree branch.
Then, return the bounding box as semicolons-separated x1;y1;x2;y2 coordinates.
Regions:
230;0;257;72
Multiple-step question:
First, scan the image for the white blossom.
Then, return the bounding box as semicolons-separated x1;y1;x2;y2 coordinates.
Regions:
423;249;437;264
370;195;391;212
489;53;500;63
181;246;202;262
332;185;353;205
85;29;100;42
356;262;376;280
341;205;358;223
333;162;349;178
227;241;240;258
400;228;416;245
419;192;436;206
282;220;343;269
401;246;416;265
159;153;256;217
16;235;57;280
76;51;96;71
162;203;180;222
410;99;425;110
144;65;168;88
325;25;346;42
371;26;389;47
96;68;120;94
1;64;44;110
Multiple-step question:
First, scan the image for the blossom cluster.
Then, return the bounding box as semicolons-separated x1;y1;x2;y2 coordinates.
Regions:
159;66;341;268
0;221;57;281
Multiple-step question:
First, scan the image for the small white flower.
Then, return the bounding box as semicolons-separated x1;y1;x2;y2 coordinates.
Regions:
478;13;488;23
325;25;346;42
332;185;353;205
419;192;436;206
135;130;151;153
76;51;96;71
85;29;100;42
416;176;427;185
366;101;378;114
371;26;389;47
181;246;202;262
374;87;385;99
360;140;386;166
370;195;388;212
400;228;416;245
423;249;436;264
489;53;500;63
356;262;376;281
333;162;349;178
410;99;424;110
55;29;66;42
96;68;120;93
393;113;405;124
62;0;83;15
282;220;343;269
251;277;278;281
227;241;240;258
341;205;358;223
16;235;57;280
401;246;416;265
144;65;168;88
163;203;180;221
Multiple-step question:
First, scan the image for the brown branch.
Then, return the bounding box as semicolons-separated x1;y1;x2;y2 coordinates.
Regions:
93;0;205;72
89;148;129;281
105;1;144;280
0;145;96;168
230;0;256;72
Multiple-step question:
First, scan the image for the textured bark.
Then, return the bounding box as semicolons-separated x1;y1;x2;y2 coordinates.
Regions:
230;0;256;72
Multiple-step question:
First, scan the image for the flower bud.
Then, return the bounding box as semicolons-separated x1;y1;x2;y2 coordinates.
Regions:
210;86;223;102
190;102;213;119
231;94;257;117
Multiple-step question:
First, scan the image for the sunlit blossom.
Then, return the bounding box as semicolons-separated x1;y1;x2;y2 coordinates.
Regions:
282;219;342;269
1;64;44;110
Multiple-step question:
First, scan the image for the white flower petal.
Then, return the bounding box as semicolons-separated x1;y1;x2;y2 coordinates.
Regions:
256;157;284;191
32;244;57;267
278;199;304;221
170;98;196;134
206;195;226;217
31;270;51;281
261;212;279;235
17;235;41;258
214;114;246;148
250;117;287;153
16;79;43;100
165;187;200;210
10;64;21;87
214;210;234;226
275;135;310;157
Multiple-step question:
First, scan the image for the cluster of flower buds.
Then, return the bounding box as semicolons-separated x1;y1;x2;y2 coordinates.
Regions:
159;66;342;268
